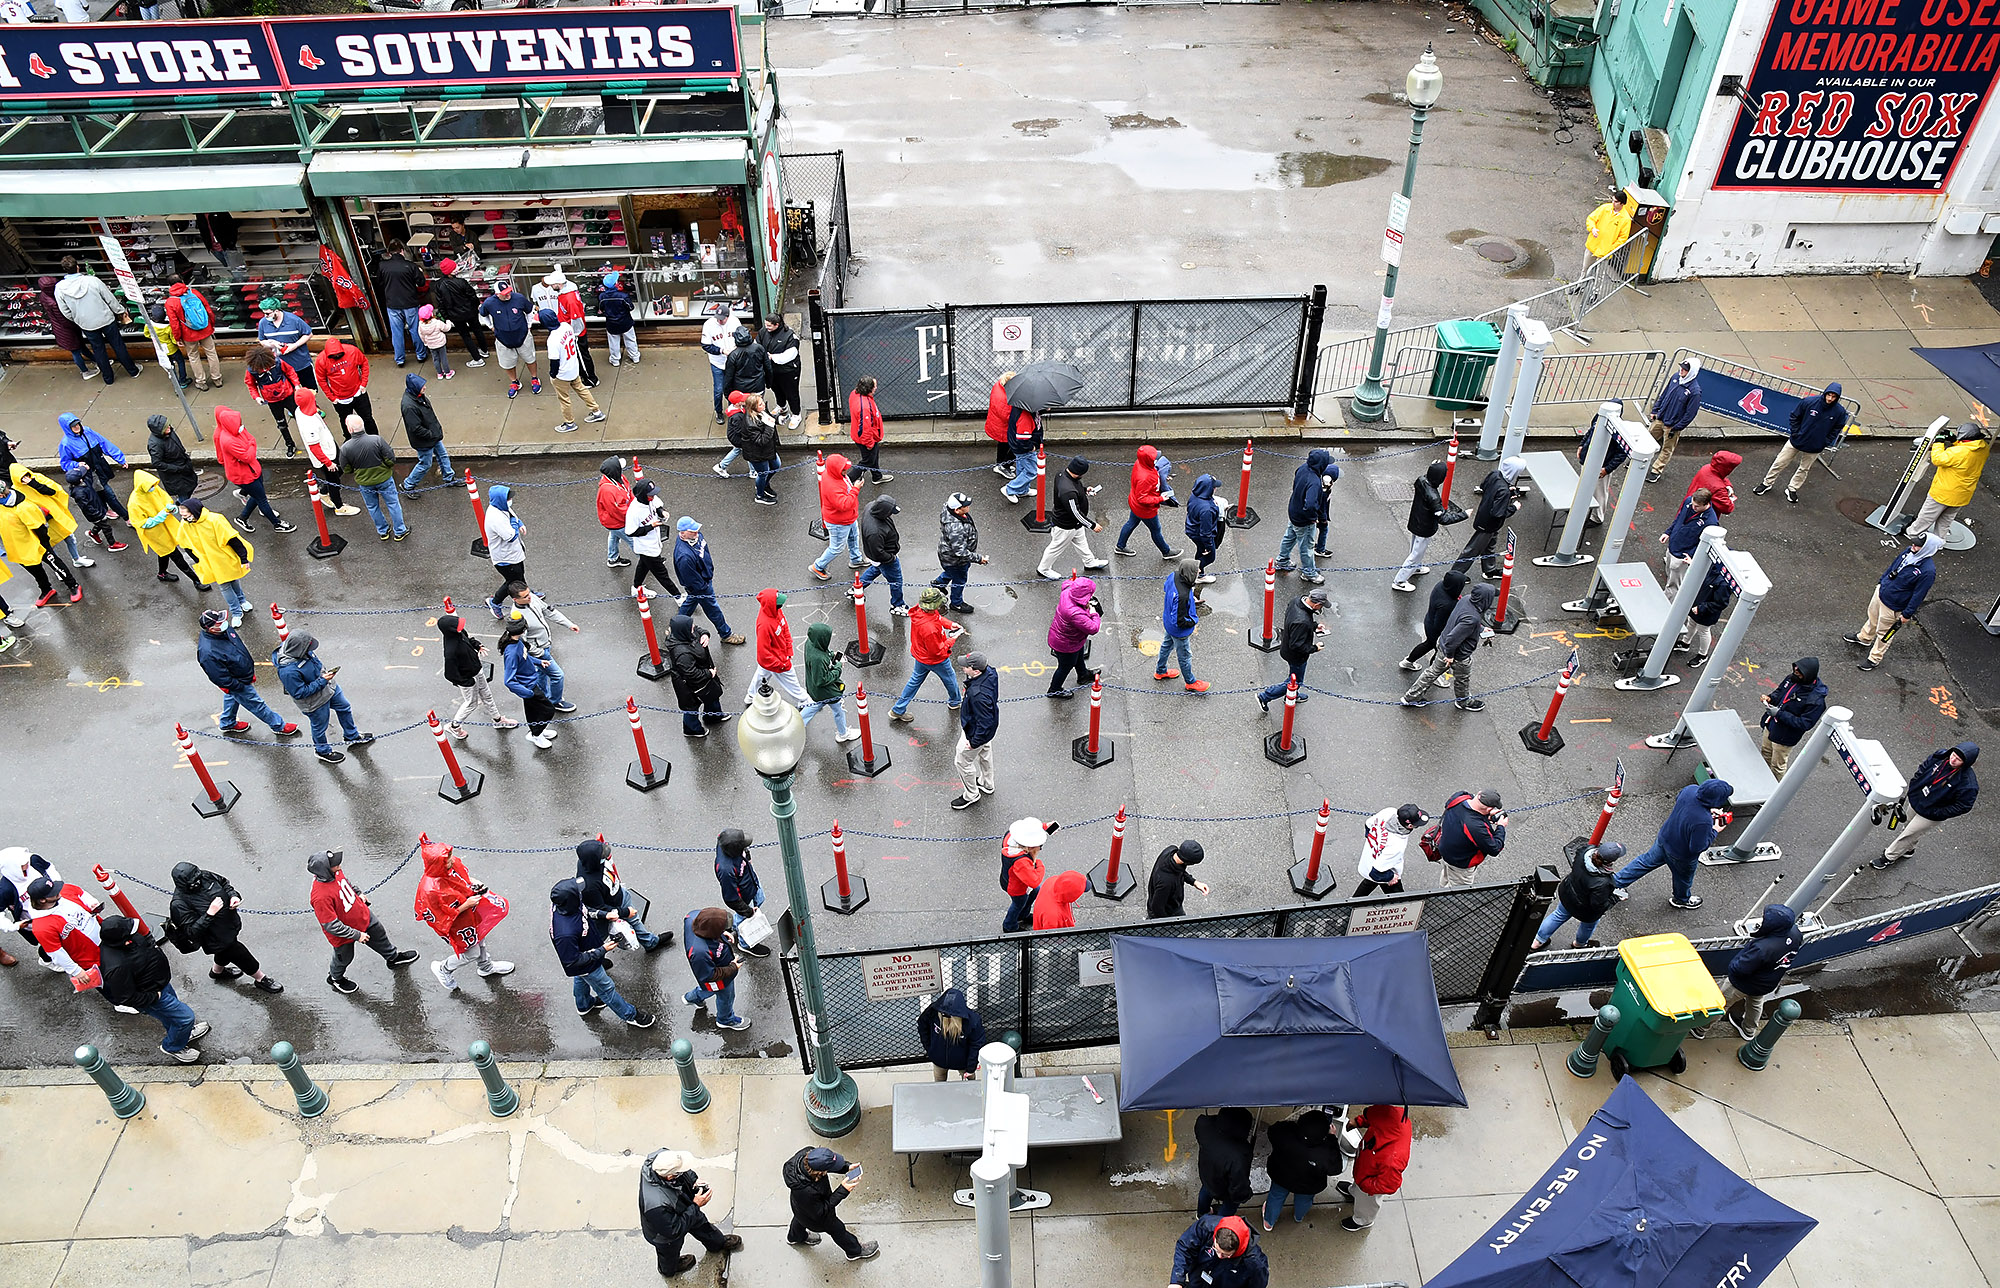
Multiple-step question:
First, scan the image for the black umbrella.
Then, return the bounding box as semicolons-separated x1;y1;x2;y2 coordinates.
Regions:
1005;361;1086;413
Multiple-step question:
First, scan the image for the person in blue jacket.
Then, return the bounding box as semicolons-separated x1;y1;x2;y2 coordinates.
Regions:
1676;560;1733;669
1184;473;1222;583
196;608;296;738
712;828;772;957
273;631;373;765
548;878;655;1028
1876;742;1978;869
952;652;1001;810
1274;448;1337;583
1660;486;1716;594
501;618;559;749
918;987;987;1079
1577;413;1628;523
672;516;741;643
1692;904;1802;1041
1644;355;1703;481
1755;382;1848;502
1170;1215;1268;1288
55;413;129;520
1757;657;1826;775
683;906;750;1031
1156;559;1208;694
1612;779;1733;909
1846;532;1941;670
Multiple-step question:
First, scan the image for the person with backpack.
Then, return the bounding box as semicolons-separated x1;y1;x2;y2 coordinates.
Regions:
165;277;221;390
727;393;782;503
1428;789;1507;888
166;861;282;992
600;272;639;368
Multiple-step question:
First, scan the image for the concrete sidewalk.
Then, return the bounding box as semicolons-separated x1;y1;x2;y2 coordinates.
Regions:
6;1013;1998;1287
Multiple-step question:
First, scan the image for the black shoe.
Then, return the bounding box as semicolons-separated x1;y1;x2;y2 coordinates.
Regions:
1047;688;1074;700
578;1001;606;1015
316;748;347;765
1857;660;1878;671
1841;633;1865;647
1752;483;1772;497
608;558;633;568
388;949;420;968
950;793;979;810
948;602;974;614
789;1234;823;1246
627;1010;658;1029
664;1254;697;1277
327;975;359;994
273;520;298;534
1668;895;1705;909
1784;489;1799;504
346;732;376;748
1869;855;1896;870
551;700;578;713
739;941;771;958
1645;470;1664;484
255;976;284;993
1455;698;1485;712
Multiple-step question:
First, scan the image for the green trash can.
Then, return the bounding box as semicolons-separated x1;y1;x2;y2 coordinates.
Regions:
1602;933;1725;1073
1430;319;1503;411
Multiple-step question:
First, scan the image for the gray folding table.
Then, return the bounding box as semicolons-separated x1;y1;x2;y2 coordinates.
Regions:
890;1073;1123;1187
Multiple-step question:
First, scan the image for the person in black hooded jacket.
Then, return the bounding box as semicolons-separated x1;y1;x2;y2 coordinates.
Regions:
783;1146;879;1259
168;862;282;992
1261;1110;1340;1229
918;987;987;1078
99;915;209;1064
666;613;726;736
858;494;906;612
1401;582;1498;711
1195;1106;1255;1217
1392;461;1451;592
1530;841;1626;951
1691;904;1802;1041
439;613;517;739
640;1147;739;1276
1452;457;1525;580
550;878;655;1028
576;838;666;952
1758;657;1827;775
1401;568;1469;672
146;414;199;500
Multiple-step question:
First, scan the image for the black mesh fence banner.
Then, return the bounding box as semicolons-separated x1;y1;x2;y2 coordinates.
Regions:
827;308;950;420
1134;298;1308;407
950;303;1137;412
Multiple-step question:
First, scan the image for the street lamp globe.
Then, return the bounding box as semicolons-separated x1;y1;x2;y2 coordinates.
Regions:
1407;45;1444;109
737;683;807;779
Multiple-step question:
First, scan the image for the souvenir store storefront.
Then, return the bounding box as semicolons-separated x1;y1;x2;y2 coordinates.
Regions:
0;5;787;351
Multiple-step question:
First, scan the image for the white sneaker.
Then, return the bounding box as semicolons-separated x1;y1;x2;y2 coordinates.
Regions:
836;729;861;743
890;605;910;617
528;731;555;749
1391;581;1417;593
1003;490;1021;505
334;505;361;516
431;960;459;991
1196;573;1216;584
712;462;731;478
788;414;802;430
1398;658;1421;672
478;960;515;976
75;556;96;568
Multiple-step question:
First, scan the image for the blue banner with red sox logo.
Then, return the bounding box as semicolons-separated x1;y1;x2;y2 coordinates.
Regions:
1714;0;2000;193
0;7;739;101
1690;367;1812;432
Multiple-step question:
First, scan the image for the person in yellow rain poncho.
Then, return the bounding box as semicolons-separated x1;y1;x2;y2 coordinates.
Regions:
0;556;19;652
127;468;204;588
175;497;255;627
8;461;88;569
0;479;82;606
1908;421;1992;541
1585;189;1634;260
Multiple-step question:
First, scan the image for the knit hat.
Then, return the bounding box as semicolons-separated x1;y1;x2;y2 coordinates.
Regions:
1067;457;1090;475
438;258;457;275
1177;840;1204;864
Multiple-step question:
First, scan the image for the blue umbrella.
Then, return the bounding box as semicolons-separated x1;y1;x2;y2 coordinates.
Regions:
1913;341;2000;413
1423;1078;1815;1288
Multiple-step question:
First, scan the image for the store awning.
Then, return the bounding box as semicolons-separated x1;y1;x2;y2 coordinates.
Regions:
306;138;749;199
0;163;307;218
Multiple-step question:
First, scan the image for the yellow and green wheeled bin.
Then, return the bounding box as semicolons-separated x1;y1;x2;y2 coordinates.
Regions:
1602;932;1725;1077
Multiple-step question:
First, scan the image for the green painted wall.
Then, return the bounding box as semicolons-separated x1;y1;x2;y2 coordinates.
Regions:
1590;0;1737;204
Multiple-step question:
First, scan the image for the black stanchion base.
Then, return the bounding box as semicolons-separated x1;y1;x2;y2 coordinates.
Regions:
439;767;485;804
1491;604;1525;635
469;537;489;559
627;759;672;792
1087;856;1137;900
1247;630;1281;653
821;875;871;914
1519;722;1566;757
1020;511;1053;533
809;520;828;541
846;745;893;777
845;639;884;667
1225;504;1260;530
1264;731;1308;767
307;533;347;561
637;654;668;682
192;781;241;818
1071;734;1116;769
1288;857;1339;900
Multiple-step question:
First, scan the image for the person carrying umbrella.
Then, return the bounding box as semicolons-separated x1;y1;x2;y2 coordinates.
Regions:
999;362;1083;505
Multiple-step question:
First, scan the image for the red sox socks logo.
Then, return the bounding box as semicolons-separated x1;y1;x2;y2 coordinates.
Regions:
299;46;326;71
1738;388;1770;417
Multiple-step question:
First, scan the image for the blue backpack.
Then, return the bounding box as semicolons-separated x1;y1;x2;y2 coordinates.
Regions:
178;290;209;331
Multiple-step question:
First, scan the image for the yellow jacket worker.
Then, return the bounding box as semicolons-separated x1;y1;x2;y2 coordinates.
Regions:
1909;422;1992;540
176;497;255;625
0;482;82;606
127;468;203;586
1585;191;1633;260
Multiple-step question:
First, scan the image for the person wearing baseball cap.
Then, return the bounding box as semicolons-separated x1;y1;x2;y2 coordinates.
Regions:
950;651;999;810
1531;841;1627;951
640;1147;739;1277
782;1145;879;1261
256;295;317;387
1433;789;1506;888
1355;804;1428;897
479;277;541;398
932;491;988;614
429;258;489;367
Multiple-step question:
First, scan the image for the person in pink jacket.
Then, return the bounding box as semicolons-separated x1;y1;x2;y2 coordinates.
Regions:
1045;575;1102;698
213;407;295;535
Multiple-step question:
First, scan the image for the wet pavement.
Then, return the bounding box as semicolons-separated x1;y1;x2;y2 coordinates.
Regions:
0;433;1992;1069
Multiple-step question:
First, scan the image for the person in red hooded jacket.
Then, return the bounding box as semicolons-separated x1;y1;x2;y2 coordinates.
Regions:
165;277;221;390
747;588;810;707
412;836;512;993
308;849;419;994
811;450;865;580
1335;1104;1413;1231
1686;450;1740;516
1030;870;1087;930
1116;445;1182;559
597;457;634;569
998;817;1058;933
984;373;1017;476
847;377;889;483
213;407;295;536
314;336;377;436
1170;1214;1267;1288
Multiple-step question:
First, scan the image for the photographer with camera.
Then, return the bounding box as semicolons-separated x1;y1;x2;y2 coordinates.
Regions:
640;1148;741;1277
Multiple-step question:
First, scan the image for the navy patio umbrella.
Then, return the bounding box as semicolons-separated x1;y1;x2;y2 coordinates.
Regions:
1003;360;1086;413
1110;931;1466;1112
1913;341;2000;413
1423;1077;1815;1288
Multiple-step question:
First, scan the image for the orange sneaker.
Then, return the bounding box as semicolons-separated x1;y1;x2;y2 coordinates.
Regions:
1184;680;1210;694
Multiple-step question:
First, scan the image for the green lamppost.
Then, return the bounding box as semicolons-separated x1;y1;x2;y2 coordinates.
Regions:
1349;45;1446;423
737;682;859;1137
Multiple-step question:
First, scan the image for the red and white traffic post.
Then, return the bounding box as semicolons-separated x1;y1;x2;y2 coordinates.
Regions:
303;470;344;559
635;586;668;682
1520;649;1580;756
808;449;829;541
1588;761;1624;845
1288;798;1337;899
1249;560;1280;652
1440;433;1459;510
821;819;871;913
270;603;290;642
428;709;484;803
845;571;883;666
630;457;645;482
1492;527;1522;634
845;684;892;777
1071;674;1115;768
1021;445;1053;532
1088;805;1136;900
625;696;671;792
177;723;240;818
91;864;152;936
463;468;489;559
1264;676;1308;766
1225;438;1260;528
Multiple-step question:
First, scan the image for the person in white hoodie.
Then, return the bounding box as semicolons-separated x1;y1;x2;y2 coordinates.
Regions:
701;302;740;427
53;257;143;386
293;390;360;516
1353;804;1427;897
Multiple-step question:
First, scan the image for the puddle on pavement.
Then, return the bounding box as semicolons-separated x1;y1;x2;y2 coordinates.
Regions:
1109;111;1183;130
1072;122;1391;192
1014;118;1063;137
1275;151;1392;187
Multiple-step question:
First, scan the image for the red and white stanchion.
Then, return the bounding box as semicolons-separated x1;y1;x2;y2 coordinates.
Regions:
634;586;667;682
428;709;484;803
1088;805;1136;900
821;819;871;913
1440;433;1459;510
1070;674;1115;768
1264;676;1308;766
1288;798;1337;899
1225;438;1259;529
303;470;344;559
808;449;829;541
441;594;455;615
463;468;489;559
1492;527;1522;634
1021;445;1052;532
1249;559;1280;652
270;603;290;643
630;457;645;482
1588;760;1624;845
92;864;152;936
845;570;883;666
625;696;671;792
177;722;240;817
845;684;892;777
1520;648;1580;756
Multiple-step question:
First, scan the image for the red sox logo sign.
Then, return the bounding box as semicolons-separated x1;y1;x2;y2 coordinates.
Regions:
1868;919;1904;943
1739;388;1771;417
299;46;327;70
27;53;53;79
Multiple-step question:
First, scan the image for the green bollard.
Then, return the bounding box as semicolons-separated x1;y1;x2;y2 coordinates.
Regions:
672;1038;711;1114
469;1040;519;1117
271;1041;329;1118
1566;1004;1622;1079
1737;998;1802;1071
74;1044;145;1119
